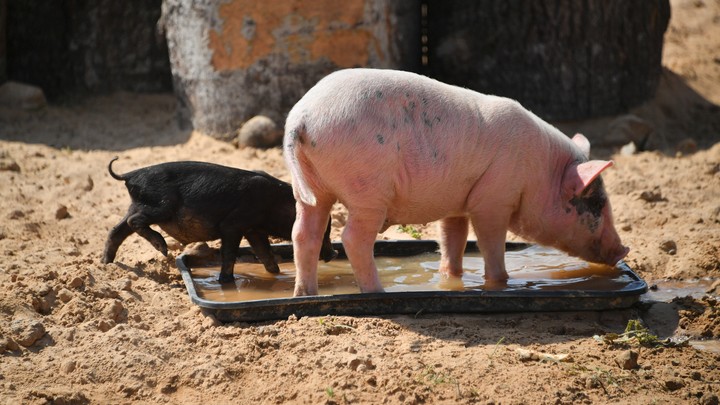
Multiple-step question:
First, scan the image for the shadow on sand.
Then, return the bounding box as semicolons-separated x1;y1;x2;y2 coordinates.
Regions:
0;92;192;151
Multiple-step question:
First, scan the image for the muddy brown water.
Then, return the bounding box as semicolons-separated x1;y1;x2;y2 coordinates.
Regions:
190;245;637;302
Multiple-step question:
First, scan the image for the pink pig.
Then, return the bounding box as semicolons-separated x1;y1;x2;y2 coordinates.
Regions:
284;68;629;296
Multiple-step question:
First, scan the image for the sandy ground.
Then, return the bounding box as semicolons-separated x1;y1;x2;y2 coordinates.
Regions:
1;1;719;404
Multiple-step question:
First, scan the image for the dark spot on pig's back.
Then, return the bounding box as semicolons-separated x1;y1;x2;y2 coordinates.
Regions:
421;112;442;129
376;134;385;145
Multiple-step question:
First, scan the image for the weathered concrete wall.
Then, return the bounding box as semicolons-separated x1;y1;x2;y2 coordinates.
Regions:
162;0;421;139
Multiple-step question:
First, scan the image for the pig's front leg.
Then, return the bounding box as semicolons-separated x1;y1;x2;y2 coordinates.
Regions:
292;200;333;296
245;231;280;274
342;208;385;293
438;216;469;277
470;214;509;283
218;232;242;283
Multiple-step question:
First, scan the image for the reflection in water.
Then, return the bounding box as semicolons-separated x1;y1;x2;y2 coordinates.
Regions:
690;340;720;354
641;279;716;302
191;245;636;302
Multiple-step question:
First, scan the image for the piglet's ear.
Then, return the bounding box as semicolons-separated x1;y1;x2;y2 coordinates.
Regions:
563;160;614;197
572;133;591;159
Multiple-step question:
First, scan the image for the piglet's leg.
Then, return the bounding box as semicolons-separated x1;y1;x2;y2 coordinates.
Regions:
102;212;135;263
470;214;509;283
438;216;469;278
127;212;168;257
319;219;338;263
245;232;280;274
292;200;333;296
218;232;242;283
342;208;385;293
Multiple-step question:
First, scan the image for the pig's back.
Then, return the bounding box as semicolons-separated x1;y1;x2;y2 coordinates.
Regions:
286;69;544;223
124;162;291;210
288;68;533;162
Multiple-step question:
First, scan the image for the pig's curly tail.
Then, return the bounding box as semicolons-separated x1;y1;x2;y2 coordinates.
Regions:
283;124;317;206
107;157;125;181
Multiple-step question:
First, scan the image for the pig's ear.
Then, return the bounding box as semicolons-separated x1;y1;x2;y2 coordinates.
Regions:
572;133;591;159
563;160;614;197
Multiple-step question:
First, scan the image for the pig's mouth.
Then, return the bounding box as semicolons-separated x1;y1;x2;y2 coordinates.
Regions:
609;245;630;265
597;245;630;266
571;243;630;267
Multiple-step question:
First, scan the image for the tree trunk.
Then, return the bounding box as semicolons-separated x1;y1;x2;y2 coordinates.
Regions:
161;0;421;139
425;0;671;120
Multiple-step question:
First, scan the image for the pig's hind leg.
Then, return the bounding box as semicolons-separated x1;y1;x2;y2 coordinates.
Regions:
342;208;385;293
102;212;135;263
126;210;169;257
292;199;334;296
245;231;281;274
438;216;469;277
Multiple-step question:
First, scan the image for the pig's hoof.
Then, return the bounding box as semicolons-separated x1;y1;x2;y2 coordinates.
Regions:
152;240;168;256
321;250;338;263
264;265;281;274
218;273;235;284
483;277;509;291
293;285;318;297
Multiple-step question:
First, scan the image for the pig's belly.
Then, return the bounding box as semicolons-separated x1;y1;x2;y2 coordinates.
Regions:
330;165;473;226
384;197;467;226
385;186;467;225
157;214;220;245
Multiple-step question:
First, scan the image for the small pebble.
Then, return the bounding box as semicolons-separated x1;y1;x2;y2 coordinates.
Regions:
639;189;667;203
702;394;719;405
615;349;639;370
103;300;125;321
55;204;70;220
97;320;115;332
11;318;46;347
664;378;685;391
202;314;220;329
0;158;20;172
61;360;76;374
8;210;25;220
69;277;84;289
118;279;132;291
660;240;677;255
83;176;94;191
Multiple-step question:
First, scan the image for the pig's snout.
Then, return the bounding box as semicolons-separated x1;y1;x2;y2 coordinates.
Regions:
604;245;630;266
599;220;629;266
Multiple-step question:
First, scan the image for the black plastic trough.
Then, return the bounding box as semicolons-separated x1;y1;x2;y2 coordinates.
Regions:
176;240;647;322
